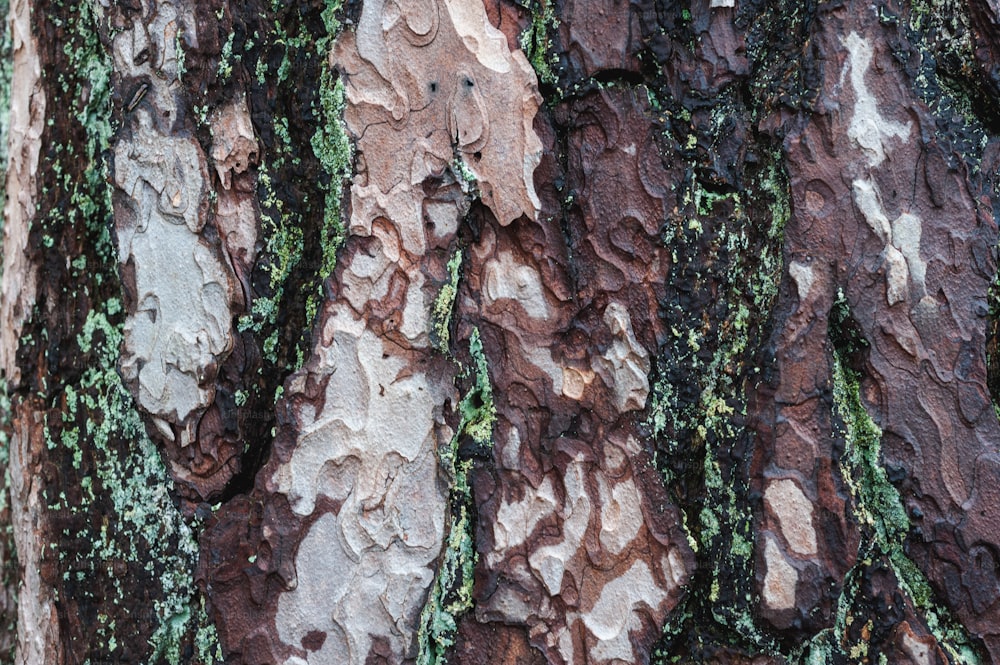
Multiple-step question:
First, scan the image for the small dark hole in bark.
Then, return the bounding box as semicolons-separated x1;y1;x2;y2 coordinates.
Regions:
885;464;906;483
470;390;484;409
429;81;437;92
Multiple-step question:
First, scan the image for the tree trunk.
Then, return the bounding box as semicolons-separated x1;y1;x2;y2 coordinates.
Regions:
2;0;1000;663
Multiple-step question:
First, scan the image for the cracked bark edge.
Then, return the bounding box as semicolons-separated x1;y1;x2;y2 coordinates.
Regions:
1;0;51;660
9;401;59;665
0;0;43;388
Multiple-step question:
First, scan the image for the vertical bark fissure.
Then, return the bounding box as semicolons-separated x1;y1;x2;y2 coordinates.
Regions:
0;0;225;661
822;297;981;662
214;0;351;504
631;1;795;657
0;0;20;657
415;323;495;663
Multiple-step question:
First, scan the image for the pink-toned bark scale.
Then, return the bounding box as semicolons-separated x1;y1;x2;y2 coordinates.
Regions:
456;88;694;664
2;1;55;661
6;0;998;662
0;0;43;389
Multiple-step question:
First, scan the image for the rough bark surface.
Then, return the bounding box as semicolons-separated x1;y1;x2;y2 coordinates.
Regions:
3;0;1000;664
205;3;544;662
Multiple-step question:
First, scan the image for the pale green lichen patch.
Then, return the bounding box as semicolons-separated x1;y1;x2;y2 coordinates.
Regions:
451;156;479;197
27;2;223;659
431;251;463;354
827;308;982;664
908;0;973;60
417;329;496;663
244;168;304;340
311;72;350;279
518;0;559;88
416;449;475;665
650;147;789;661
217;30;237;81
888;0;992;171
305;40;351;328
459;328;496;447
238;0;351;372
61;303;221;663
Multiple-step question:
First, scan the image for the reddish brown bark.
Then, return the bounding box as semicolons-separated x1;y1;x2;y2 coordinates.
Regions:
4;0;1000;663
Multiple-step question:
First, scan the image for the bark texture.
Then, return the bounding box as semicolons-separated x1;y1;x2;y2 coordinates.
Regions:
2;0;1000;664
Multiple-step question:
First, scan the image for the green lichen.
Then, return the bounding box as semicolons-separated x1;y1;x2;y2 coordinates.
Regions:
831;330;907;546
459;328;496;447
194;598;225;664
909;0;973;55
650;147;789;661
450;156;478;198
174;29;187;82
431;251;463;354
902;0;991;170
306;25;352;328
519;0;559;88
69;307;221;663
217;30;237;81
249;183;304;334
416;329;495;664
240;1;350;372
415;451;476;665
30;2;223;660
829;311;982;664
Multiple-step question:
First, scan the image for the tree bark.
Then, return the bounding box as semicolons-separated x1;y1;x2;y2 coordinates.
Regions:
2;0;1000;663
